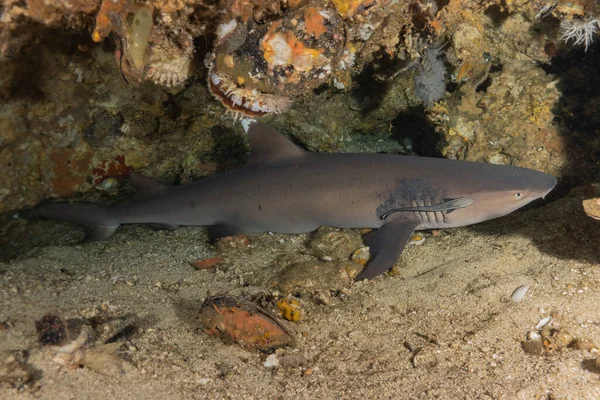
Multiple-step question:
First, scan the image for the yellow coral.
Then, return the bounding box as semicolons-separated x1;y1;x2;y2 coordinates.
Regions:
331;0;377;18
527;97;553;127
92;0;132;43
276;298;303;322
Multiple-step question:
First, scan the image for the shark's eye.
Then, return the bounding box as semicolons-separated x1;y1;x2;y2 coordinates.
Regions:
514;192;524;200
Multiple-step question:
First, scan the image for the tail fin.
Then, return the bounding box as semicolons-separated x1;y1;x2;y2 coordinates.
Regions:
20;202;119;242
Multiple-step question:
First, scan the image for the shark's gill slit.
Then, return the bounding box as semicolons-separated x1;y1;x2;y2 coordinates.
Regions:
379;197;475;220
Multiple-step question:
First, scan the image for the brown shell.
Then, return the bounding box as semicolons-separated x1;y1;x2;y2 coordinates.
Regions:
583;198;600;220
199;296;293;350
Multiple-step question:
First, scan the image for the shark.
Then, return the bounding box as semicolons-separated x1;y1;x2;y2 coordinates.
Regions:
22;121;557;280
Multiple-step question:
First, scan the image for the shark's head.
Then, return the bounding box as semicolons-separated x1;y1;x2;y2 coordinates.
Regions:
443;164;557;227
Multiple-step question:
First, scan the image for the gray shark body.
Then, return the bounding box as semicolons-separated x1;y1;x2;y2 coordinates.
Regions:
23;121;557;280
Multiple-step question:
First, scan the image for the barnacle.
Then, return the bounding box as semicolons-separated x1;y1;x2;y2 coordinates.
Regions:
147;52;192;86
145;31;194;87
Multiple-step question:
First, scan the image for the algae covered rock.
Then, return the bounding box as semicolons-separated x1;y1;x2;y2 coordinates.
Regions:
273;259;363;295
307;227;364;261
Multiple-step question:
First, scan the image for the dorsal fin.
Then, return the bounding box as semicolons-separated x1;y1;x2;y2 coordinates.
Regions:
129;172;167;201
242;120;306;167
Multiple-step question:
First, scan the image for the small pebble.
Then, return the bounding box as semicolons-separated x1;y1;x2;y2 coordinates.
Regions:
264;354;279;368
554;330;576;349
0;350;33;386
190;257;224;270
522;340;544;356
408;234;425;246
36;313;68;346
511;284;531;303
351;246;370;265
572;338;599;352
314;291;331;305
279;355;307;368
535;316;552;330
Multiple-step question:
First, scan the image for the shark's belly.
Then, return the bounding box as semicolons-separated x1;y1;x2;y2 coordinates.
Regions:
219;192;384;233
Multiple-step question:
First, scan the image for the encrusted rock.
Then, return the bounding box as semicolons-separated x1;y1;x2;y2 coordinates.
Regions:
0;350;33;387
522;339;544;356
307;227;364;262
273;259;362;295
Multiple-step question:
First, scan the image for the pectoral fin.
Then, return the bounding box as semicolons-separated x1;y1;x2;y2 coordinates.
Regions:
355;219;419;281
84;224;119;242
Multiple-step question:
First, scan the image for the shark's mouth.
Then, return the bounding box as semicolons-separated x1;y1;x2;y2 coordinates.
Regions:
208;67;293;118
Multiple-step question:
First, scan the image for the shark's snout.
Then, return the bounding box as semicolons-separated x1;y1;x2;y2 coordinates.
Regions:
533;172;557;199
510;166;557;200
542;177;557;199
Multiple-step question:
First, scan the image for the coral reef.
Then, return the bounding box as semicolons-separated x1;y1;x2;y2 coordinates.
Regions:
439;62;564;177
0;0;599;216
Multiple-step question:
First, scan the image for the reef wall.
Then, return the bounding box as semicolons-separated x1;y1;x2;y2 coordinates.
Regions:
1;0;599;215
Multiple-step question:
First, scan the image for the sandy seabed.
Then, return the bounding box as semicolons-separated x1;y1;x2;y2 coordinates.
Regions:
1;187;599;399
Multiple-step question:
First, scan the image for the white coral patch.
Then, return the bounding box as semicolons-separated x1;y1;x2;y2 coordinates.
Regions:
217;19;238;41
319;10;332;19
338;49;356;70
265;33;293;66
561;18;600;51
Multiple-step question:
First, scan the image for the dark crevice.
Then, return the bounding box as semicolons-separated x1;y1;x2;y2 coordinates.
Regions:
390;107;446;157
484;4;509;27
542;40;600;188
